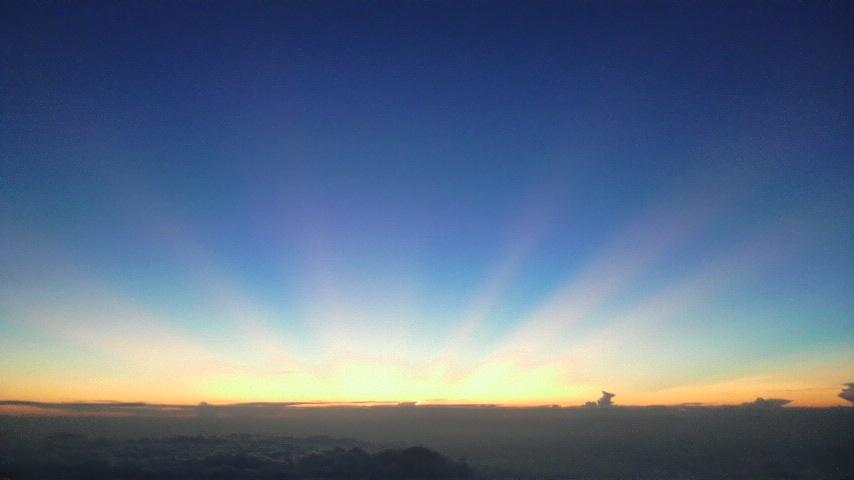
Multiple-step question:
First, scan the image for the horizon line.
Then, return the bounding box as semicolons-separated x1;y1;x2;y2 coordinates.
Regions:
1;398;848;415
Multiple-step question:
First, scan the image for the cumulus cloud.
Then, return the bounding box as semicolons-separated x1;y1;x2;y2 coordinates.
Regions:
598;391;616;407
581;391;616;408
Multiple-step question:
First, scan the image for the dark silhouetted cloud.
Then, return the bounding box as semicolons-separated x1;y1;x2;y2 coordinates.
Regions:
580;391;616;408
598;391;616;407
840;383;854;406
741;398;792;408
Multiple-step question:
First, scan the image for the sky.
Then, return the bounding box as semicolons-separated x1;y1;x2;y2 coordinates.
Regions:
1;1;852;407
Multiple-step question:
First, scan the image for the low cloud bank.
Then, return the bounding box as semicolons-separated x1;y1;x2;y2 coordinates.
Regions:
0;400;402;417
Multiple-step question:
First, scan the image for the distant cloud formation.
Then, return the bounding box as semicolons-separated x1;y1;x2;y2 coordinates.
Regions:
582;391;616;408
840;383;854;405
742;398;792;408
598;391;616;407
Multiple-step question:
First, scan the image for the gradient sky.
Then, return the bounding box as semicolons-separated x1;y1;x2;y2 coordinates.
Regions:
1;1;853;407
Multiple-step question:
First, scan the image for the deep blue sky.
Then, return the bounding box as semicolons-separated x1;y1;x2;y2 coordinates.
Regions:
1;1;852;405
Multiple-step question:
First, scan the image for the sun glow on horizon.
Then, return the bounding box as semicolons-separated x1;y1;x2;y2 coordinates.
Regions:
2;174;851;409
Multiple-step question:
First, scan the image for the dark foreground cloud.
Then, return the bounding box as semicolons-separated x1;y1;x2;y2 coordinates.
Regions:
2;408;854;480
0;434;473;480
